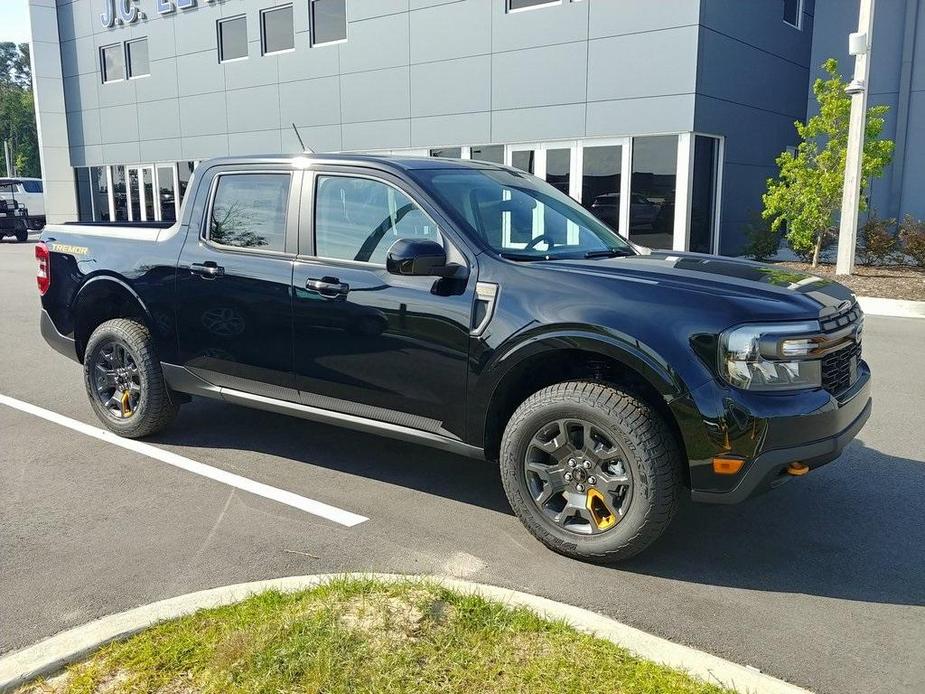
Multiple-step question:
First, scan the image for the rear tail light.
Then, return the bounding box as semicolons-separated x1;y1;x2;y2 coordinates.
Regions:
35;241;50;295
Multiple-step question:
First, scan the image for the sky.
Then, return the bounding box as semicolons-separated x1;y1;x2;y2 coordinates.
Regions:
0;0;31;45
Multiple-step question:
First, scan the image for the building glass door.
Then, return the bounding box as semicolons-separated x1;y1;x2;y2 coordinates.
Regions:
127;166;156;221
156;164;178;222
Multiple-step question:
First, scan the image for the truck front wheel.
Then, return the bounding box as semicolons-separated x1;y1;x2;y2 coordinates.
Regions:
83;319;179;438
499;381;683;563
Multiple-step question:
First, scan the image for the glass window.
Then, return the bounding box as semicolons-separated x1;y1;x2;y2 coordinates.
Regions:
545;148;570;197
690;136;719;254
511;150;535;174
178;161;195;208
311;0;347;46
209;173;290;251
218;16;248;62
783;0;803;29
411;168;633;260
157;165;177;222
111;166;128;221
430;148;462;158
581;144;622;233
126;38;149;78
314;175;440;264
90;166;110;221
127;168;141;221
261;5;294;55
100;44;124;83
22;180;43;193
508;0;560;11
630;135;677;250
75;168;93;221
470;145;504;164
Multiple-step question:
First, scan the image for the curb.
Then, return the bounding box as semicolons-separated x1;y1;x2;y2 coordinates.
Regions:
857;295;925;319
0;573;810;694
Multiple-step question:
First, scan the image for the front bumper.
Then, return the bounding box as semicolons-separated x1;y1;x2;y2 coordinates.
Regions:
672;362;872;504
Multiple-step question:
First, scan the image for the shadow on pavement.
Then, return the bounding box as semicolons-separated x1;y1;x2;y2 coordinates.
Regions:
149;397;513;516
622;439;925;607
153;401;925;606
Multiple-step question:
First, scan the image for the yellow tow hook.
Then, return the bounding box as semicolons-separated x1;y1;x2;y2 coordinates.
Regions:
120;388;133;418
586;487;616;531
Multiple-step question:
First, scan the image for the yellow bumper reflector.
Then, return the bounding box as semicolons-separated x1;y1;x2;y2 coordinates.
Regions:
586;488;616;531
787;462;810;476
712;456;745;475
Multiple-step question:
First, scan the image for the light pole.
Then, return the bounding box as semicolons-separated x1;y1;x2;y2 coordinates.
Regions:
836;0;876;276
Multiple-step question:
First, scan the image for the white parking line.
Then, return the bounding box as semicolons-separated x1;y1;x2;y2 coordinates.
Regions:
0;393;368;528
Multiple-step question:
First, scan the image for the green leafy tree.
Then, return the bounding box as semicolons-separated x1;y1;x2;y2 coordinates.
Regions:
762;58;894;267
0;42;41;178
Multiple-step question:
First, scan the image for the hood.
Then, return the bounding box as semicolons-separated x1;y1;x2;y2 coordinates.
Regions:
543;251;856;316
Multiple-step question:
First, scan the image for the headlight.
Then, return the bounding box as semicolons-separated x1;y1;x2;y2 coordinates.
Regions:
719;322;823;391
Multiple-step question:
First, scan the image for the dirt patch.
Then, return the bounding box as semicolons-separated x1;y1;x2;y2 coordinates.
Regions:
774;262;925;301
338;589;445;643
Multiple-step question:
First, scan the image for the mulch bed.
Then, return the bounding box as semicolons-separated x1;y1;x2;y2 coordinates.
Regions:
774;261;925;301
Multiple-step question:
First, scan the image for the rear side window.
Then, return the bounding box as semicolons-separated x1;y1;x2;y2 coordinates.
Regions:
314;175;440;264
22;181;43;193
208;173;291;252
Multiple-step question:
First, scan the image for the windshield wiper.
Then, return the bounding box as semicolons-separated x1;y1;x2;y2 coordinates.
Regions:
584;248;634;259
499;252;549;262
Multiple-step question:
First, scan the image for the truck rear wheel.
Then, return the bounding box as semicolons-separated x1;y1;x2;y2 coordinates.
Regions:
499;381;682;563
83;319;178;438
15;224;28;242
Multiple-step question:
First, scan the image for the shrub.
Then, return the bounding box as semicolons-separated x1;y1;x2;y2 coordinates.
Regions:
788;226;836;263
899;214;925;267
741;212;781;261
857;214;898;266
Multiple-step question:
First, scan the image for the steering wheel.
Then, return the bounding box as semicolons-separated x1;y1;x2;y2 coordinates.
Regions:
525;234;558;251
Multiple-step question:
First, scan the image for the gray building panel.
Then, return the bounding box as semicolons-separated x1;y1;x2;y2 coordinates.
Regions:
491;41;588;112
279;75;342;128
409;0;491;64
411;111;490;148
588;0;700;39
586;95;695;139
340;66;411;123
491;0;588;53
410;55;491;118
339;12;409;73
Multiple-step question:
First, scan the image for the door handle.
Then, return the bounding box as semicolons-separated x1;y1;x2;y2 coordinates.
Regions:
306;276;349;297
190;262;224;279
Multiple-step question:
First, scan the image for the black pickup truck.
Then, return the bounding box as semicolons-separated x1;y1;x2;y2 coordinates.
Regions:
37;154;871;562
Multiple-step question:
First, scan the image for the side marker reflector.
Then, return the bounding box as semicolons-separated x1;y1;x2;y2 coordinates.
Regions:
712;456;745;475
787;462;810;476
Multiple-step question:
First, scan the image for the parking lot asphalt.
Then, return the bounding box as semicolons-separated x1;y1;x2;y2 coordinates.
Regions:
1;238;923;694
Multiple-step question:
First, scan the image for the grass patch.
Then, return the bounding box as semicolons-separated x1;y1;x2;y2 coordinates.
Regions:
21;578;729;694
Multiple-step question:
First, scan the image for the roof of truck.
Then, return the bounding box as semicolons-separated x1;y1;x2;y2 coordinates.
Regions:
202;153;508;172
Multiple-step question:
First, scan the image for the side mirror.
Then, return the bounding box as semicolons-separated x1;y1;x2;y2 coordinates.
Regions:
386;238;448;276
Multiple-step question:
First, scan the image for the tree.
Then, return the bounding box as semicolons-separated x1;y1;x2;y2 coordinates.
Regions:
0;42;41;178
762;58;894;267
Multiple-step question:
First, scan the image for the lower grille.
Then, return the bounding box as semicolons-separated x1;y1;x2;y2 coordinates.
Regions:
821;341;862;395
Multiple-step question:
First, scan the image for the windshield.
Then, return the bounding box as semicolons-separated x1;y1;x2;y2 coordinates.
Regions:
410;167;634;260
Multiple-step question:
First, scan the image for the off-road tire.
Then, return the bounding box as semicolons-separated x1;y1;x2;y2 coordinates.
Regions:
83;318;179;438
14;226;28;242
500;381;683;563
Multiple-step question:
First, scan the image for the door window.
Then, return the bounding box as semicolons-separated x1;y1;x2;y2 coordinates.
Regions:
208;173;291;252
314;175;440;264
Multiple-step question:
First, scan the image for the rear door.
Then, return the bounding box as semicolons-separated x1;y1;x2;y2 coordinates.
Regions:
175;164;301;400
290;166;476;439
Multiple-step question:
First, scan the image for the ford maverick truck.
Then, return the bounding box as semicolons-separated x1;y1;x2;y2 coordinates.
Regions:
37;154;871;562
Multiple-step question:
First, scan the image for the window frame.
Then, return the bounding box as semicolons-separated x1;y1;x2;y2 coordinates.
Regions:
506;0;562;14
301;169;451;267
100;42;125;84
217;15;249;64
260;4;295;56
201;169;301;258
783;0;804;30
310;0;348;47
125;37;150;80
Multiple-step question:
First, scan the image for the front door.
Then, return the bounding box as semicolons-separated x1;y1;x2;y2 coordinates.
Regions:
175;166;301;399
291;169;474;438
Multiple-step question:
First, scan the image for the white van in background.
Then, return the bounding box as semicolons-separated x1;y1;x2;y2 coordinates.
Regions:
0;177;45;230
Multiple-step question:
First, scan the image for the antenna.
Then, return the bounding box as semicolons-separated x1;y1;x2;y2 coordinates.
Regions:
291;123;312;153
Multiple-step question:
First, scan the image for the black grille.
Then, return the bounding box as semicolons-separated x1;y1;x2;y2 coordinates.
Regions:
820;305;861;333
822;341;861;395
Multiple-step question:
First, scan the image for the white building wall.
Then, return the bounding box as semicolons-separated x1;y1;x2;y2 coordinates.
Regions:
28;0;78;225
